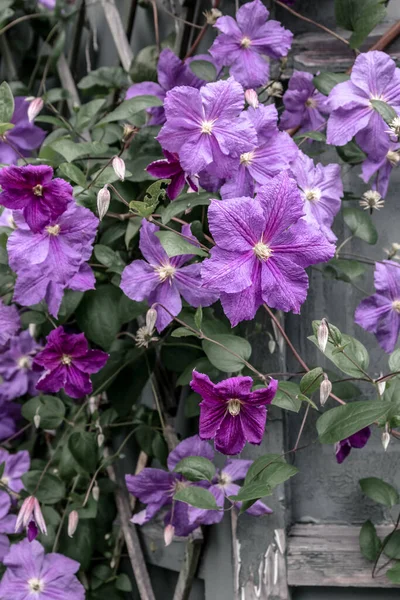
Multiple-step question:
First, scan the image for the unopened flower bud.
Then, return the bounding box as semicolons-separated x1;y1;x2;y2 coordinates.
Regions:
164;524;175;546
27;97;44;123
317;319;329;353
268;339;276;354
112;156;125;181
89;396;98;415
33;414;41;429
382;430;391;451
68;510;79;538
97;186;111;221
92;482;100;502
320;374;332;406
244;89;259;109
146;308;157;331
377;376;386;397
97;433;105;447
15;496;47;539
203;8;222;24
122;124;137;142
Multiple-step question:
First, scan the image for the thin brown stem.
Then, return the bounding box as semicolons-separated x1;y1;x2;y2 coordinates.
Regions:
293;404;310;451
150;0;161;54
1;423;31;446
0;13;45;37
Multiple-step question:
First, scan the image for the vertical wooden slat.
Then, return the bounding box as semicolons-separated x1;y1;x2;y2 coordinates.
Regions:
100;0;134;71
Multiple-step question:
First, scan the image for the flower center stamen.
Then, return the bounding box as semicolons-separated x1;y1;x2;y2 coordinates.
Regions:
240;36;252;48
17;356;31;369
61;354;72;366
240;151;255;166
155;264;176;282
393;300;400;313
304;188;321;203
201;120;215;135
28;578;44;593
253;241;273;261
387;150;400;167
218;472;232;487
305;97;317;108
45;224;61;236
227;398;241;416
32;185;43;197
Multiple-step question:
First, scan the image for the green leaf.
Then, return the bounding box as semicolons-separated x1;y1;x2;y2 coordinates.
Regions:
50;139;109;163
294;131;327;142
174;456;215;482
336;140;366;164
75;99;106;130
300;367;324;395
116;574;132;592
370;99;398;126
383;531;400;560
94;245;125;274
316;401;391;444
313;72;350;96
161;192;211;224
308;332;369;378
177;357;219;387
0;81;14;123
202;334;251;372
0;123;14;135
76;284;122;350
20;310;47;327
335;0;386;49
325;258;366;283
389;348;400;372
194;306;203;330
343;207;378;244
233;456;298;503
129;178;168;215
272;381;302;413
359;520;381;561
22;396;65;430
155;230;207;258
78;66;129;90
68;431;98;473
99;96;163;125
22;471;66;504
59;518;95;570
387;562;400;584
189;60;217;82
171;327;200;338
174;486;218;509
359;477;399;507
184;392;201;417
135;424;155;455
58;163;87;188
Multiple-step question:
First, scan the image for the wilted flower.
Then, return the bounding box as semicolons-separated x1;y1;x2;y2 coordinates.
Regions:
97;186;111;220
27;97;44;123
203;8;222;25
319;374;332;406
112;156;125;181
135;308;159;348
317;319;329;353
386;116;400;139
68;510;79;538
15;496;47;541
359;190;384;211
266;81;284;98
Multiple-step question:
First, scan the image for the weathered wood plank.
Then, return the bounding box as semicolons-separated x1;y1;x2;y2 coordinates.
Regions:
100;0;134;71
287;524;397;588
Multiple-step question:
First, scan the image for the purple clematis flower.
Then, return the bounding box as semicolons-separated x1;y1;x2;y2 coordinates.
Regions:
361;141;400;198
221;103;298;199
201;172;335;326
146;150;199;200
0;331;42;402
0;301;20;347
126;435;220;537
209;0;292;89
157;77;257;178
327;51;400;161
0;492;16;561
126;48;205;126
0;403;21;442
0;448;30;493
0;539;85;600
335;427;371;464
355;261;400;353
0;97;46;166
190;371;278;455
0;165;73;233
289;150;342;242
280;71;330;133
34;327;108;399
120;219;218;332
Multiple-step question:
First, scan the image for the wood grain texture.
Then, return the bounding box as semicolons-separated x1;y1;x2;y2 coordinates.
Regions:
100;0;134;71
287;524;396;588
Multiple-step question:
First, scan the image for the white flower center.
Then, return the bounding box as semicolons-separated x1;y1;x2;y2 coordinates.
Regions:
240;36;252;48
1;475;9;486
304;188;321;203
32;185;43;197
305;97;317;109
253;241;273;261
45;224;60;236
240;151;255;166
201;120;215;135
227;398;241;416
155;264;176;282
28;578;45;593
387;150;400;167
61;354;72;365
17;355;31;369
393;300;400;313
218;471;232;487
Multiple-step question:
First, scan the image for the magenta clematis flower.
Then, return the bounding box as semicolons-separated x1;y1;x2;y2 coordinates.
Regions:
209;0;292;89
0;331;42;402
0;448;30;493
201;172;335;326
0;165;73;233
335;427;371;464
354;261;400;353
0;301;20;347
0;97;46;166
327;51;400;161
157;77;257;178
190;372;277;455
0;539;85;599
120;220;218;332
34;327;108;399
289;150;342;242
280;71;330;133
15;495;47;542
221;103;298;199
146;150;199;200
126;435;221;537
0;492;16;561
361;142;400;198
126;48;205;126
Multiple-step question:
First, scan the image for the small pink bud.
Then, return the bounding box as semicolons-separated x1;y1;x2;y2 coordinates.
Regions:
244;89;259;109
68;510;79;538
92;482;100;501
97;186;111;221
164;524;175;546
112;156;126;181
317;318;329;353
377;376;386;397
146;308;157;331
16;496;47;538
27;97;44;123
319;374;332;406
